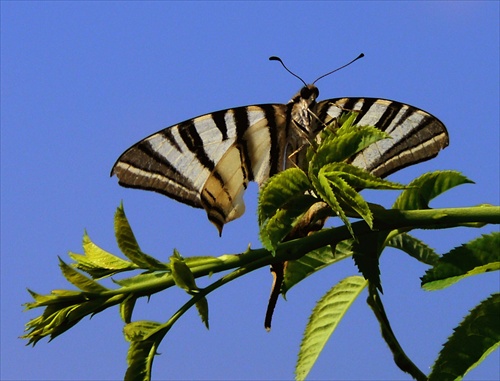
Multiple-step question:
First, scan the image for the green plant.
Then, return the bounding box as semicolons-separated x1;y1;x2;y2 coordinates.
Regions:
23;114;500;381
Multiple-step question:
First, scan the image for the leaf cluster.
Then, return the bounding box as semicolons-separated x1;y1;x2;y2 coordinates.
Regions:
22;114;500;381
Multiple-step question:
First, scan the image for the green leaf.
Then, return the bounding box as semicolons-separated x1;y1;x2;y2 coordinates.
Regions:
195;297;209;329
58;258;109;293
422;232;500;290
69;231;137;278
260;195;317;253
322;171;373;229
123;320;162;342
125;339;157;381
321;162;405;191
258;168;318;252
312;160;398;238
258;167;312;224
23;295;124;345
295;276;368;381
170;250;198;293
124;322;167;381
169;251;210;329
114;204;166;270
429;293;500;381
393;171;473;210
283;241;354;296
311;173;354;237
24;289;64;307
352;231;388;291
305;111;359;164
310;124;390;176
120;294;137;324
387;233;440;266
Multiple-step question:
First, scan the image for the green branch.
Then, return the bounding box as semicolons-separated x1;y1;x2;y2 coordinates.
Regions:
278;205;499;261
24;205;499;341
75;206;500;299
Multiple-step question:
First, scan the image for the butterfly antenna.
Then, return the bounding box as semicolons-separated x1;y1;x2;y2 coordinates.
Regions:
269;56;307;87
312;53;365;84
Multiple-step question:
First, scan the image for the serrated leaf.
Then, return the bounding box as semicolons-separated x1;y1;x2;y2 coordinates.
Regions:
324;173;373;229
125;339;156;381
195;297;209;329
23;295;118;345
69;252;130;279
169;252;210;329
283;240;354;296
387;233;440;266
24;303;83;345
295;276;368;381
50;289;83;297
69;231;137;278
120;294;137;323
258;167;312;224
352;231;388;292
114;204;166;270
305;112;359;163
393;171;473;210
336;111;358;131
260;195;317;253
310;125;390;176
311;173;354;237
260;208;299;253
429;293;500;381
422;232;500;290
124;324;166;381
58;258;109;293
321;162;405;190
24;289;61;307
70;232;137;272
115;204;141;256
82;231;135;268
170;251;198;293
123;320;162;342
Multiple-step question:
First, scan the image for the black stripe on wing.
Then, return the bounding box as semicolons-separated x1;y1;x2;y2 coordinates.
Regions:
261;104;282;177
178;120;216;172
211;109;230;140
233;107;255;183
317;97;449;177
111;139;202;208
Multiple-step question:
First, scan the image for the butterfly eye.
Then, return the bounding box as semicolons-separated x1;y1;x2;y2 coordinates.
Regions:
300;87;313;99
300;87;310;99
300;86;319;101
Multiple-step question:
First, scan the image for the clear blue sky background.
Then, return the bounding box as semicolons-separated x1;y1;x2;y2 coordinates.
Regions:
1;2;499;380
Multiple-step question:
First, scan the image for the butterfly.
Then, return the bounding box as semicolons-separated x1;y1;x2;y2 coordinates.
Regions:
111;55;448;235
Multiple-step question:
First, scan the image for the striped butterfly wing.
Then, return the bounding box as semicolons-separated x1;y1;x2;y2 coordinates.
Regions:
112;88;449;234
111;105;289;234
314;97;449;178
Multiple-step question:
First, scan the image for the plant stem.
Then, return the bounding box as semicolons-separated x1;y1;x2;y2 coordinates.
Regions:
96;206;500;300
367;284;428;381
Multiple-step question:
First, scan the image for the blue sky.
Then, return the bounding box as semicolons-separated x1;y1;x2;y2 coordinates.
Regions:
1;2;499;380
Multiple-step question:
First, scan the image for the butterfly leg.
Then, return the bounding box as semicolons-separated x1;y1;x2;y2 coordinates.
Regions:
265;262;285;331
264;202;332;330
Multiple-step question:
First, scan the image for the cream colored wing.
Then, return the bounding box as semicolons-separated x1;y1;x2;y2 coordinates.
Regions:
111;104;287;234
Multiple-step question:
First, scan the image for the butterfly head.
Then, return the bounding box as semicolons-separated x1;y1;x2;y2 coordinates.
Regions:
300;84;319;103
289;84;319;107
